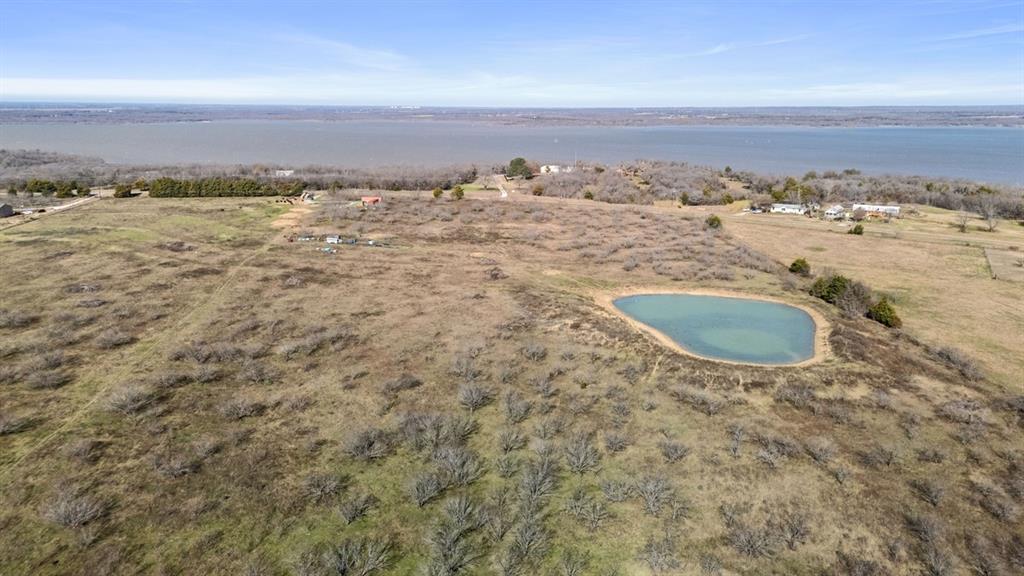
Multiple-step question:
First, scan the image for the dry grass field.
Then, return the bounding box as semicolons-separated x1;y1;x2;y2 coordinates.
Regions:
723;206;1024;390
1;192;1021;576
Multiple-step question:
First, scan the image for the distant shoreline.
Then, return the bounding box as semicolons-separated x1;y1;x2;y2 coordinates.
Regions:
1;103;1021;128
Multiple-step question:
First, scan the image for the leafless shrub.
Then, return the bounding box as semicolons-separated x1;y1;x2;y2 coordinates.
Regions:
170;341;244;364
499;428;526;453
521;342;547;362
939;398;987;425
833;552;884;576
531;376;555;399
904;511;943;545
558;548;590;576
496;454;518;478
910;479;945;507
972;481;1019;522
305;472;348;504
219;396;265;420
434;446;483;487
518;456;558;506
699;555;722;575
239;360;278;385
410;473;443;507
457;383;493;412
634;475;672;516
921;543;956;576
0;411;32;435
805;437;836;465
277;326;355;359
104;383;156;415
727;423;745;457
323;537;392;576
504;391;533;424
534;416;563;440
670;385;725;415
424;495;483;575
658;440;690;463
917;448;947;464
381;374;422;395
728;522;776;558
604;431;629;453
770;505;811;550
638;534;680;573
774;382;816;408
151;446;201;478
344;427;393;461
55;442;101;472
564;431;600;474
95;329;134;349
42;487;105;528
965;534;1008;576
933;346;984;381
0;309;37;329
599;477;632;502
859;445;897;469
450;352;483;382
756;447;785;469
26;369;71;390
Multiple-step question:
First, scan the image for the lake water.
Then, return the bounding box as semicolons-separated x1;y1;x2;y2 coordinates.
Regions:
1;121;1021;183
613;293;816;365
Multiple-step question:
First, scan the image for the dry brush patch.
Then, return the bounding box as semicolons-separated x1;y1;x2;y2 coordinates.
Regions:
0;194;1020;574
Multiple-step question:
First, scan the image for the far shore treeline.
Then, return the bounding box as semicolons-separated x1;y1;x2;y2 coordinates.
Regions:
1;149;1022;218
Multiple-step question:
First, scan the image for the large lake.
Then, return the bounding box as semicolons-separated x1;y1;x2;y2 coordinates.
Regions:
613;293;817;365
1;121;1021;183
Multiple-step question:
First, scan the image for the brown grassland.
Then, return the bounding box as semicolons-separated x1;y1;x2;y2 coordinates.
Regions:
0;189;1021;576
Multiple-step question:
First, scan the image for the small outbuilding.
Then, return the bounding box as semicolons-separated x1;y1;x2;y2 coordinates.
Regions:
823;204;846;220
0;203;14;218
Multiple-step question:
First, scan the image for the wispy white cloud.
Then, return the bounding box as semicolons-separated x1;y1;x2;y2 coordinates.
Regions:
275;33;409;71
930;23;1024;41
694;34;811;56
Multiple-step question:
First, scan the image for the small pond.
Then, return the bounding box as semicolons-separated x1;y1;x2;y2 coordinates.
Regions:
613;293;816;365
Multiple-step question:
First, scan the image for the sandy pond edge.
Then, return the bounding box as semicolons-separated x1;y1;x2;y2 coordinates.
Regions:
593;287;832;368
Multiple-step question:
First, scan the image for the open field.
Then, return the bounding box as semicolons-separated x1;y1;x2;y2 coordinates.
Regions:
723;207;1024;389
1;193;1022;575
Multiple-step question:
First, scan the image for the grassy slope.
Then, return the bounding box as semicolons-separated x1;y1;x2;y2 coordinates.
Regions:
0;193;1021;576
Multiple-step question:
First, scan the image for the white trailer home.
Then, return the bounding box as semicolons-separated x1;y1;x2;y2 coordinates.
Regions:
770;203;807;215
852;203;900;218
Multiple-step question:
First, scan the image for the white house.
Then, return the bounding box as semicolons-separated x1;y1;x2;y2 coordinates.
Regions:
853;203;900;217
823;204;846;220
770;203;807;215
274;169;295;177
540;165;574;174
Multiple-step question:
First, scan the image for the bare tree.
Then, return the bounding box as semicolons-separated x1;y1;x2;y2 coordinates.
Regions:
955;210;969;233
976;196;1000;232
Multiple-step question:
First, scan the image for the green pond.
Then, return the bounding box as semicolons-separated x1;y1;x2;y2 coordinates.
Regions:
613;293;816;365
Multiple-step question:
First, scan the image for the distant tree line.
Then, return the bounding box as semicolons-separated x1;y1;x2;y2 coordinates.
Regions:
147;177;304;198
0;149;478;193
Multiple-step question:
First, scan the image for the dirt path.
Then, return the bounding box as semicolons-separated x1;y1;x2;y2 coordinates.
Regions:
0;195;100;232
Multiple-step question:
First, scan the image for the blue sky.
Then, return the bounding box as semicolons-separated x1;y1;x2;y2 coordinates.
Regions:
1;0;1022;106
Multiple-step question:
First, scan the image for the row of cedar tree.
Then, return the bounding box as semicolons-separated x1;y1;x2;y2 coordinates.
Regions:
147;177;305;198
